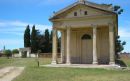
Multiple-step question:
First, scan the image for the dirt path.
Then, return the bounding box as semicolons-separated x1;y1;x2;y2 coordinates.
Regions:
0;67;24;81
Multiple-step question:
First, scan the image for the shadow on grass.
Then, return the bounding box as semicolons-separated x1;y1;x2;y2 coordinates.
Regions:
115;59;127;67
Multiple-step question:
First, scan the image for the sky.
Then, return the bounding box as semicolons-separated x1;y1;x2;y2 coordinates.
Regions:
0;0;129;52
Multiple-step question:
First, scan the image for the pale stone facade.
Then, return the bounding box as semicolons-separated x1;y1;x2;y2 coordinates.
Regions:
19;48;31;58
50;0;117;65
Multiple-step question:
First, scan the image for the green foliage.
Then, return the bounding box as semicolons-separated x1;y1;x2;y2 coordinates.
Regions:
37;34;46;53
24;25;31;47
12;49;19;54
115;36;126;59
31;25;38;53
3;49;12;58
44;29;50;53
34;29;54;53
114;5;123;15
23;25;60;53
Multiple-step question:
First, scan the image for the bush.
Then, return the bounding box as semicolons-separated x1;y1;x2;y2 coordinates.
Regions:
12;49;19;54
3;50;12;59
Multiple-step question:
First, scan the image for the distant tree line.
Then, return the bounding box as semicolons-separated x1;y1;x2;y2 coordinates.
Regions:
24;25;61;53
2;49;19;59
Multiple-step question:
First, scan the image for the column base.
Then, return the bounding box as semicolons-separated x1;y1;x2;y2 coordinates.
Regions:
109;62;115;65
93;62;98;65
66;62;71;65
51;61;57;65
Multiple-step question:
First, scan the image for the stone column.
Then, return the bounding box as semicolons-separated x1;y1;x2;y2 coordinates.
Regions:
61;31;65;63
51;29;58;64
93;25;98;64
109;23;115;65
66;27;71;64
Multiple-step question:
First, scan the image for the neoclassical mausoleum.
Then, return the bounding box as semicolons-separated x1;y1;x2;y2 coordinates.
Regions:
49;0;118;65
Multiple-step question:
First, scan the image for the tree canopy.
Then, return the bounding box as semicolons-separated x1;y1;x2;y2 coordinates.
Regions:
114;5;123;15
12;49;19;54
115;36;126;58
3;49;12;59
23;25;60;53
31;25;38;53
24;25;31;47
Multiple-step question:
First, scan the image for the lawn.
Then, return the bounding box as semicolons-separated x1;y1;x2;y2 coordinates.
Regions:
0;57;130;81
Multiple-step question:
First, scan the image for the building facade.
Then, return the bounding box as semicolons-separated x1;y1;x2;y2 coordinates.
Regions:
50;0;118;65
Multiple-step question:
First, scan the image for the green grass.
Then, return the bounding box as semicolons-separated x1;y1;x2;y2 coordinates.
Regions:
0;57;130;81
121;58;130;67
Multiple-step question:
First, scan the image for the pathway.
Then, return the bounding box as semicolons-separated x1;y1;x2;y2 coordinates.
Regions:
0;67;24;81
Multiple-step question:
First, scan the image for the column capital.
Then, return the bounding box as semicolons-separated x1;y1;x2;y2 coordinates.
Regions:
91;24;97;28
60;30;65;33
66;26;71;30
53;29;57;37
109;23;114;32
53;26;57;30
108;22;114;26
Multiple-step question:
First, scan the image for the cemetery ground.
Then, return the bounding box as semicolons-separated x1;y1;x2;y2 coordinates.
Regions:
0;57;130;81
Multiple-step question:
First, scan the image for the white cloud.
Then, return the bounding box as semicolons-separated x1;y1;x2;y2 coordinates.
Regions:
0;20;52;50
0;20;28;27
0;22;6;26
9;21;29;27
0;20;52;36
0;39;23;45
119;28;130;38
118;20;130;38
0;31;23;36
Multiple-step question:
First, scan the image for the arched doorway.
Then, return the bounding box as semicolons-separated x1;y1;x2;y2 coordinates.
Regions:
81;34;93;64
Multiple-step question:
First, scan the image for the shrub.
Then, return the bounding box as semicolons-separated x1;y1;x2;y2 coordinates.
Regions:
12;49;19;54
3;49;12;59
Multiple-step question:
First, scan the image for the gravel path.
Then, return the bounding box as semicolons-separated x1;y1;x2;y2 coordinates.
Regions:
0;67;24;81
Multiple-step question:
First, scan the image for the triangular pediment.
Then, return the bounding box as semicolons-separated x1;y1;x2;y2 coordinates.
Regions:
66;5;113;18
50;1;116;20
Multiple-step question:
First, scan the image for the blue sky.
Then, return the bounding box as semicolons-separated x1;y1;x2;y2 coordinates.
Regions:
0;0;129;52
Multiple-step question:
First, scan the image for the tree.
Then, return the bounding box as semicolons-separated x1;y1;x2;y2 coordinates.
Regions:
31;25;38;53
113;5;125;59
38;35;46;53
44;29;50;53
35;30;44;52
12;49;19;54
24;25;31;47
3;49;12;59
114;5;123;15
115;36;126;59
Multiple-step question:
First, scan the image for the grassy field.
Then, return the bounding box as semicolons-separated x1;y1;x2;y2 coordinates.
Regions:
0;57;130;81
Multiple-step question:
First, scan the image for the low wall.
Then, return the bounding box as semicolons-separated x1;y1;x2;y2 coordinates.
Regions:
5;53;61;58
39;53;61;58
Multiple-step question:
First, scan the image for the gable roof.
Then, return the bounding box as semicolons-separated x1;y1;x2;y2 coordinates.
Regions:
50;1;116;20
